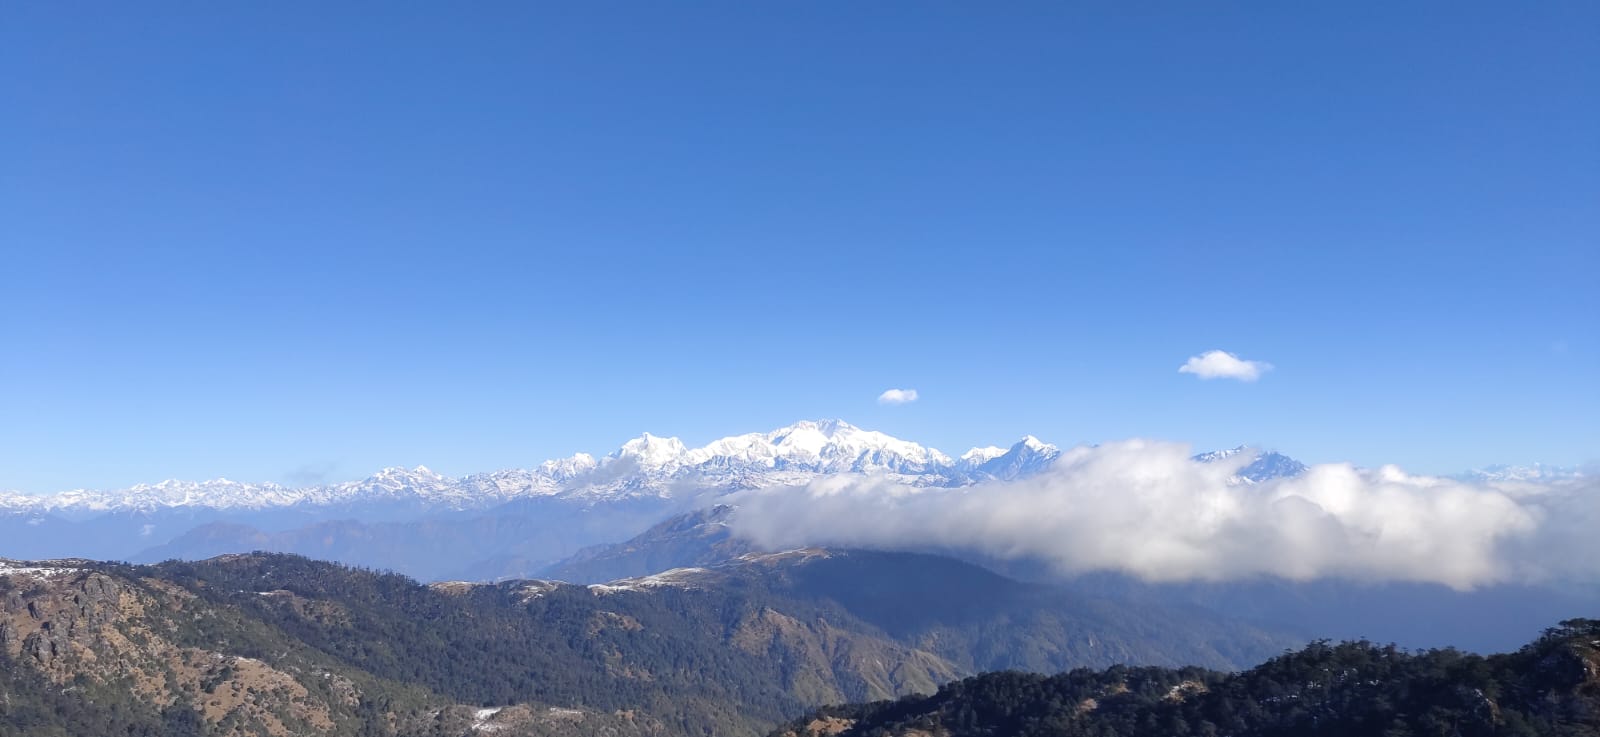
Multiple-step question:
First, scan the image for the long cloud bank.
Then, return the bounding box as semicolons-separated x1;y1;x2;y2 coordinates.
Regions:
727;440;1596;590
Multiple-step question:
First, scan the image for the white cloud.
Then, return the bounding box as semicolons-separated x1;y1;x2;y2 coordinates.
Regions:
1179;350;1272;381
727;440;1598;590
877;388;919;405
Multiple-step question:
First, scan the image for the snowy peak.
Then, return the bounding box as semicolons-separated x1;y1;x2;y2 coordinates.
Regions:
340;465;455;498
968;435;1062;481
763;419;953;471
960;446;1008;466
537;453;599;480
1016;435;1057;454
675;419;952;475
368;465;446;484
1192;446;1251;464
612;433;691;470
773;418;853;438
1192;446;1307;483
1241;452;1308;482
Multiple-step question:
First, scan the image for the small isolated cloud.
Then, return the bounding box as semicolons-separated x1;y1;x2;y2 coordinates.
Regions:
1179;350;1272;382
282;460;340;487
878;388;919;405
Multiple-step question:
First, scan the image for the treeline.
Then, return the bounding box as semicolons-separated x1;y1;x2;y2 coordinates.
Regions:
775;619;1600;737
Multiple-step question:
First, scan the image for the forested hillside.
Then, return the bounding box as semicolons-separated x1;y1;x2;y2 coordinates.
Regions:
0;551;1294;736
772;620;1600;737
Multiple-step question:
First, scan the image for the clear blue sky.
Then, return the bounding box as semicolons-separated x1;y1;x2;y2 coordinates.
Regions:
2;2;1595;492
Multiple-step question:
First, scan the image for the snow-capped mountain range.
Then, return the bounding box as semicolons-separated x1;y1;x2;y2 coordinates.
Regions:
1455;463;1588;484
0;419;1306;515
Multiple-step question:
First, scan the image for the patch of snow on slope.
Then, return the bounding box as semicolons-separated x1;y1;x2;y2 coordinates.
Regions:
471;707;504;732
587;567;715;594
0;559;84;580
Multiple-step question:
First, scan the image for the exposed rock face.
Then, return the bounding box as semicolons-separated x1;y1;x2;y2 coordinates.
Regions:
0;568;119;668
1530;636;1600;726
769;715;857;737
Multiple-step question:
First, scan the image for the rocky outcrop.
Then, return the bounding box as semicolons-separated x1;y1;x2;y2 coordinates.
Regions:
1527;634;1600;727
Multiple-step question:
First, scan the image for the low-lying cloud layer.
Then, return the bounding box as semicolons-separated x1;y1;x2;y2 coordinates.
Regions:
728;440;1597;590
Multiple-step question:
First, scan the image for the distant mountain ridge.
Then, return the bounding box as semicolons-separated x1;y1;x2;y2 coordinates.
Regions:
0;421;1321;574
0;420;1013;515
1457;463;1588;483
0;420;1331;516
